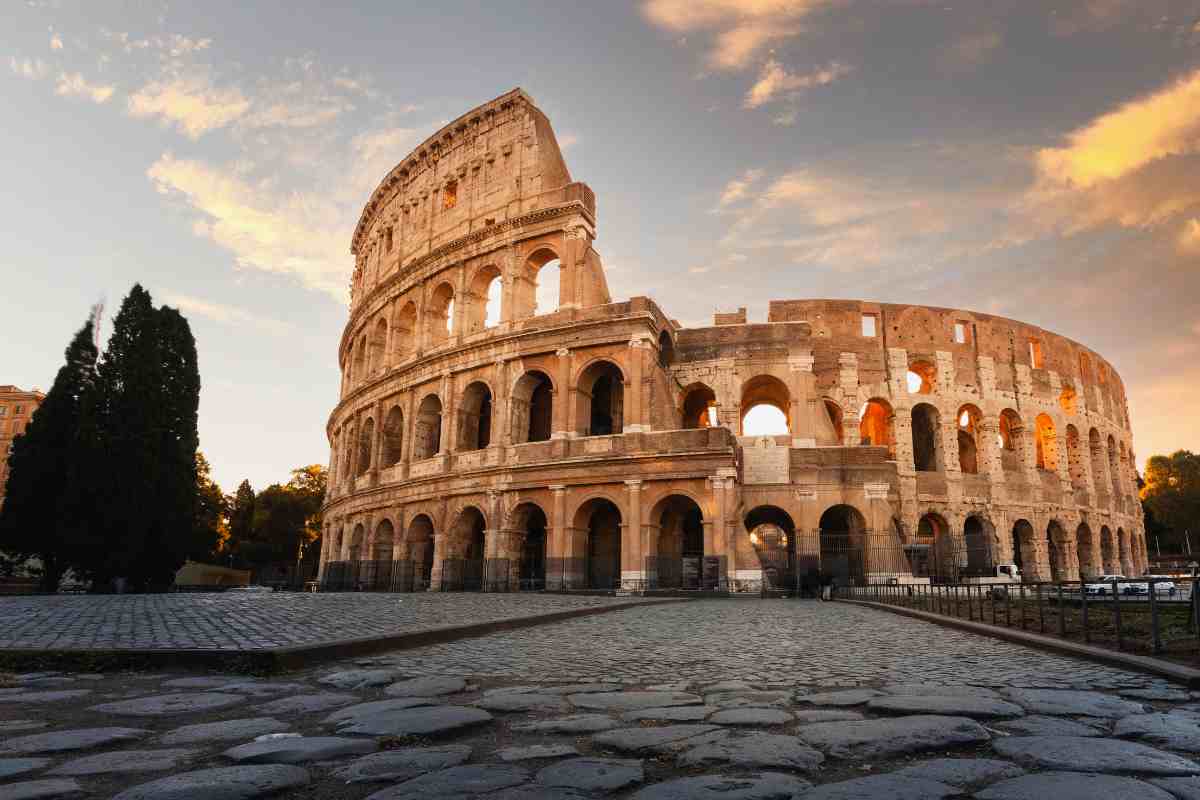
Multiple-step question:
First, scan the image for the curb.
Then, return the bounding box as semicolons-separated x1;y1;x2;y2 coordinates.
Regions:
840;598;1200;688
0;597;687;674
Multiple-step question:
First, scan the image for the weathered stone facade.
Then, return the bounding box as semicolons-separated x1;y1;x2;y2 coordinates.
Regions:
318;89;1146;593
0;384;44;510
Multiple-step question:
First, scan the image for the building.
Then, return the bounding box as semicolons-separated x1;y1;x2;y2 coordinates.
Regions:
0;385;44;510
318;89;1147;593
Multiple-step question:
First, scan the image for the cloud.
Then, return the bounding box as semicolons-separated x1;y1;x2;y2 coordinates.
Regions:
744;58;850;107
9;56;47;79
717;169;764;207
49;34;63;50
939;31;1001;73
128;76;250;138
1181;219;1200;253
642;0;833;69
147;154;347;298
55;72;115;103
161;292;293;335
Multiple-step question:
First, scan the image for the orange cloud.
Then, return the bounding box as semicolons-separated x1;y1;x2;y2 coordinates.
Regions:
744;59;850;107
128;76;250;138
642;0;832;69
55;72;115;103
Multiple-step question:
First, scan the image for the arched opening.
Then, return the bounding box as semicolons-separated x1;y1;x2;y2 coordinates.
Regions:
1118;527;1131;573
340;425;355;479
740;375;790;436
963;516;994;576
392;301;417;362
511;503;547;591
822;399;844;445
576;360;624;436
957;404;982;474
365;519;395;588
999;409;1022;472
820;505;867;587
681;383;717;429
1107;435;1120;496
427;281;454;344
745;505;797;593
457;381;493;451
373;520;395;561
533;256;561;315
446;507;487;591
657;330;675;369
1011;519;1036;581
351;337;367;386
860;398;894;456
574;498;622;590
348;523;364;562
1065;425;1086;491
1089;428;1108;496
911;403;940;472
907;360;936;394
357;417;375;476
413;394;443;459
466;264;503;333
1100;525;1117;573
1035;413;1058;471
1076;522;1096;578
1118;441;1129;496
1059;386;1077;415
511;370;553;443
651;495;705;590
382;406;404;466
368;318;388;376
408;514;435;591
1046;520;1070;582
915;513;958;581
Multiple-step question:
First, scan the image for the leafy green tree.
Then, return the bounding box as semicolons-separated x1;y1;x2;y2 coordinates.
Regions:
1142;450;1200;554
0;316;98;591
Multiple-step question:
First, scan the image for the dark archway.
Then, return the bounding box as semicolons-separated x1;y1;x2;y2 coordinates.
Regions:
445;507;486;591
408;514;435;591
457;381;493;451
1047;520;1069;582
1012;519;1036;581
912;403;939;472
512;503;548;591
414;394;443;459
744;505;797;592
652;495;705;589
574;498;622;590
1076;522;1096;578
577;361;624;436
819;505;867;587
512;371;553;443
963;516;994;576
681;383;717;429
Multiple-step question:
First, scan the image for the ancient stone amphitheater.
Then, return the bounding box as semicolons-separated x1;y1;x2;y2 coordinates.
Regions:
318;89;1146;594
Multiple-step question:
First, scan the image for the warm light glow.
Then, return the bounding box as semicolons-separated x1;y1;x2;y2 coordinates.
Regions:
906;370;923;393
707;404;719;427
742;403;788;435
535;259;561;315
749;531;760;545
959;410;970;427
445;298;455;334
484;277;502;328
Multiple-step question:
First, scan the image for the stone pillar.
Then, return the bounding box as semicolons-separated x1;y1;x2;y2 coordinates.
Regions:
789;352;815;447
548;484;568;587
440;371;454;455
940;418;961;476
622;480;643;589
555;348;572;438
626;335;651;433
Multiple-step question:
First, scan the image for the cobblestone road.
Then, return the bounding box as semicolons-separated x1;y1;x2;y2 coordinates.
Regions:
3;599;1200;800
0;593;639;651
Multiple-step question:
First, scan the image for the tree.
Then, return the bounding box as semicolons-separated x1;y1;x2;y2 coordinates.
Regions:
1141;450;1200;554
286;464;327;566
226;479;257;567
0;315;98;591
192;452;229;562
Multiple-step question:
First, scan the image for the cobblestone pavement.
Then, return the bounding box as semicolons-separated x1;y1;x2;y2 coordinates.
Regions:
4;599;1200;800
0;593;640;651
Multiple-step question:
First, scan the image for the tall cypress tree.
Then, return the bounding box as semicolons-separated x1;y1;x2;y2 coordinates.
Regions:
0;316;98;591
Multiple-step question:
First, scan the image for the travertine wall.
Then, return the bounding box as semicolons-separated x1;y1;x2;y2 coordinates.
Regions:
0;385;44;511
319;90;1147;592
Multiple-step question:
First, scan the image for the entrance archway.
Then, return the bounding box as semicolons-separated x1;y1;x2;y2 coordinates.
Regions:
1100;525;1117;573
740;375;790;436
407;514;435;591
651;495;705;589
446;507;486;591
1012;519;1036;581
511;371;553;443
1076;522;1096;578
574;498;622;590
917;512;958;581
1046;520;1069;582
819;505;867;587
963;516;994;576
745;505;797;592
576;361;624;436
511;503;547;591
681;383;717;429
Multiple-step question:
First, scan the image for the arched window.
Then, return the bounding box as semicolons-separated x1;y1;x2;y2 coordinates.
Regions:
1046;521;1069;581
823;399;844;445
998;409;1022;471
1035;413;1057;471
1065;425;1086;490
859;399;893;455
957;404;981;474
466;265;503;333
534;258;560;315
1107;435;1120;496
427;282;454;344
658;330;675;369
907;360;936;394
1089;428;1108;495
911;403;940;472
516;248;562;318
382;406;404;466
681;383;717;429
373;519;395;561
576;361;624;436
368;317;388;376
392;301;417;362
351;336;367;386
357;417;375;476
573;498;622;590
413;394;443;459
511;370;553;443
457;381;493;451
740;375;790;436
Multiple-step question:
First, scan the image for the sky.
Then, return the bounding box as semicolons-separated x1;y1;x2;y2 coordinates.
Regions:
4;0;1200;493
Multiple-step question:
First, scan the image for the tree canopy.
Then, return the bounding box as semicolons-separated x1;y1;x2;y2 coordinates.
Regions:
1142;450;1200;554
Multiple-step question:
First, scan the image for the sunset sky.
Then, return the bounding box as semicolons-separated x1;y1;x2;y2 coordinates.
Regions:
4;1;1199;493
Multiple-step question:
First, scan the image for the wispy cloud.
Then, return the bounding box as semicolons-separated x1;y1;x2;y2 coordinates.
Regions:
717;168;764;207
49;33;63;51
161;292;294;336
127;76;250;138
9;56;48;79
55;72;115;103
744;58;850;108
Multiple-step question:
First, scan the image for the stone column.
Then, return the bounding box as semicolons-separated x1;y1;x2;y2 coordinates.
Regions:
623;480;643;590
554;348;572;438
789;353;816;447
548;484;568;588
440;371;454;456
625;335;650;433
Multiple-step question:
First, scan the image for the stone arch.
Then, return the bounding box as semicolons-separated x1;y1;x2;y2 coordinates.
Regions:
957;404;982;474
907;360;936;394
372;519;395;561
964;515;995;576
911;402;940;472
1046;519;1071;582
506;501;548;590
413;393;443;459
351;336;367;386
511;370;553;443
1100;525;1118;573
648;494;705;589
442;506;487;591
1089;427;1108;495
348;523;365;561
1076;522;1097;578
341;422;357;479
466;263;503;334
1065;425;1087;491
819;504;868;586
382;405;404;466
1035;413;1058;471
744;505;797;591
860;398;894;456
821;398;844;445
407;513;436;590
657;330;675;369
1011;519;1037;581
576;359;624;436
368;316;388;376
456;380;493;451
1107;434;1121;497
572;496;622;590
681;382;717;429
999;409;1023;472
915;511;958;580
391;300;417;362
426;281;455;345
357;417;375;475
515;246;562;318
740;374;790;436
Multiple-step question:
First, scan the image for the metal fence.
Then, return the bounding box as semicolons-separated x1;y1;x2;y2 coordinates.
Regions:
843;577;1200;661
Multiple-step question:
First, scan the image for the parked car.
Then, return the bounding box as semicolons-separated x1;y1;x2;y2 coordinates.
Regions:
1084;575;1148;595
1141;575;1178;595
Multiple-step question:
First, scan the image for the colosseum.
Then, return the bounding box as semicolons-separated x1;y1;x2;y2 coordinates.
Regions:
317;88;1147;595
